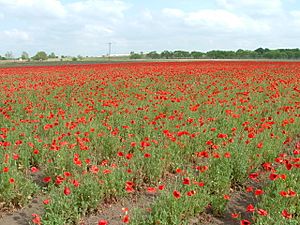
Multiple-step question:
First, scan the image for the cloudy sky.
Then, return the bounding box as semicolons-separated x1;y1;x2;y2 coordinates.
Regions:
1;0;300;57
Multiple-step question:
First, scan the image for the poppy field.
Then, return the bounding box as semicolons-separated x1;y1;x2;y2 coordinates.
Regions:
0;61;299;225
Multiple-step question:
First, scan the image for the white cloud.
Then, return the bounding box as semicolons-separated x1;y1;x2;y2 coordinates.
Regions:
216;0;283;15
82;24;113;38
216;0;282;9
290;10;300;26
141;9;153;21
290;10;300;18
185;10;244;29
67;0;128;20
1;29;31;41
162;8;270;32
0;0;67;19
162;8;185;18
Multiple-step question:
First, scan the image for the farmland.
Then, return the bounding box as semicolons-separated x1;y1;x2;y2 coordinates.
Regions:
0;61;299;225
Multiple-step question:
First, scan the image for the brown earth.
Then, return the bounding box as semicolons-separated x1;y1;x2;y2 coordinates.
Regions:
0;197;43;225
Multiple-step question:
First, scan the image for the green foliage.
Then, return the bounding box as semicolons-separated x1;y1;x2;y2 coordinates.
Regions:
32;51;48;61
48;52;57;59
5;51;13;59
0;170;38;208
139;48;300;59
21;51;29;60
130;52;143;59
146;51;160;59
190;51;204;59
160;50;173;59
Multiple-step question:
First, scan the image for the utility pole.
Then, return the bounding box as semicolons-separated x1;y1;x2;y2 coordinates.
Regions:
108;42;112;60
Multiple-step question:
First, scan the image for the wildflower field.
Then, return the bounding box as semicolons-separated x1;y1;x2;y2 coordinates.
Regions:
0;61;299;225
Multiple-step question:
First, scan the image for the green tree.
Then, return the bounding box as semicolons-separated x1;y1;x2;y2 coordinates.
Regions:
48;52;57;59
130;51;142;59
21;51;29;60
5;51;13;59
32;51;48;61
191;51;204;59
173;50;190;58
146;51;160;59
161;50;173;59
254;47;264;55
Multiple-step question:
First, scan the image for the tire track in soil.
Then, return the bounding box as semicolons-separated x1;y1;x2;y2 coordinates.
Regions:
0;197;43;225
191;184;258;225
80;193;157;225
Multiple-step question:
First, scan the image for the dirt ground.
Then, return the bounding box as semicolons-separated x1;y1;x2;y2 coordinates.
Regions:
0;197;43;225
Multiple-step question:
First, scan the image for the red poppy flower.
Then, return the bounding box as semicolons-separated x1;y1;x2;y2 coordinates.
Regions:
90;165;99;174
173;190;181;199
43;199;50;205
246;186;253;192
122;215;129;223
32;214;41;225
98;220;109;225
158;185;165;190
257;142;263;148
254;189;264;196
72;179;80;187
33;149;39;154
31;167;39;173
231;213;239;218
9;178;15;183
223;194;230;200
257;208;268;216
183;177;190;185
126;153;133;160
249;173;259;180
282;209;292;219
217;133;228;138
187;190;196;196
224;152;231;158
64;187;71;195
43;177;51;183
248;133;255;138
147;187;156;193
144;153;151;158
269;173;279;181
246;204;255;212
240;219;251;225
13;154;19;160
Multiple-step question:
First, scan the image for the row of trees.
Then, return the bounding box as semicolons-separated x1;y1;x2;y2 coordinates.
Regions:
2;48;300;61
0;51;58;61
130;48;300;60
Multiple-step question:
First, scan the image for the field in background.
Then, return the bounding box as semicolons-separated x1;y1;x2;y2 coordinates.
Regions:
0;61;299;225
0;56;131;68
1;57;300;69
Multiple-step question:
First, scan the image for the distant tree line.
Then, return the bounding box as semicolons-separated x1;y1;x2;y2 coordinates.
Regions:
130;48;300;60
0;51;86;62
0;51;59;61
1;48;300;61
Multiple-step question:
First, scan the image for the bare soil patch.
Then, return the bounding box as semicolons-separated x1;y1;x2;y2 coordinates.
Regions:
0;197;43;225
